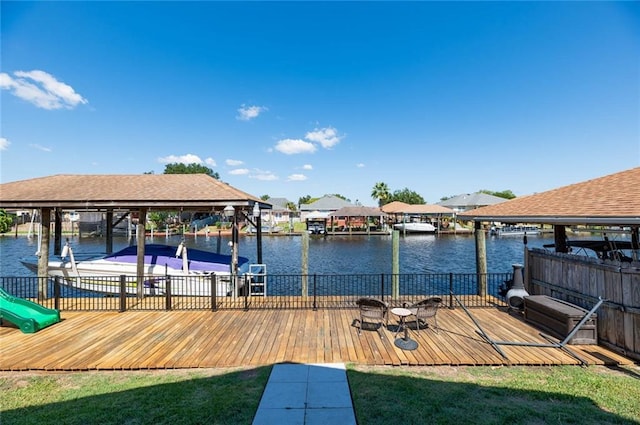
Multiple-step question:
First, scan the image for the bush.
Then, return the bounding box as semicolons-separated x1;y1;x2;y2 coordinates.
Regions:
0;210;14;233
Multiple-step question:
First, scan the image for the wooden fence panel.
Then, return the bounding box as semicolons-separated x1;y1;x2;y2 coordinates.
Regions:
622;269;640;356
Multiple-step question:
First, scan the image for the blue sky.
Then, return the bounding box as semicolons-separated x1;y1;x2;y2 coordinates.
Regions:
1;1;638;206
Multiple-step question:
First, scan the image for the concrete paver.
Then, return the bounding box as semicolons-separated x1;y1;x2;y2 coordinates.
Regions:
252;363;356;425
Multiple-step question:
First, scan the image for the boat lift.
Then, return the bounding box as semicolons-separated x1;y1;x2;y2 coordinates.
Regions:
452;292;605;366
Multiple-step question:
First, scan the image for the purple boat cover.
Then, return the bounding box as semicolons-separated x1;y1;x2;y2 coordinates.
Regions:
103;244;249;273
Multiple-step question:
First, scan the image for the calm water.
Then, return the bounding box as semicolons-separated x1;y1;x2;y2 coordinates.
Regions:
0;232;556;276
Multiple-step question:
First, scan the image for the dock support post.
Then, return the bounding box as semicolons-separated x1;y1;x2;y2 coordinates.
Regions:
392;230;399;299
37;207;51;301
474;221;487;296
301;231;309;298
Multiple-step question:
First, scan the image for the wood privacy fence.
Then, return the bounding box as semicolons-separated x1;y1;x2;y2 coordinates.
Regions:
526;248;640;361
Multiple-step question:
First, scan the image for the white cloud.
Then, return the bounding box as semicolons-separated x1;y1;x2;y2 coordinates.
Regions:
0;137;10;151
0;70;88;110
305;126;342;149
229;168;249;175
250;168;278;181
356;163;365;168
237;104;268;121
275;138;317;155
205;157;217;166
253;172;278;181
226;159;244;166
287;174;307;181
29;143;52;152
302;164;313;170
157;153;203;164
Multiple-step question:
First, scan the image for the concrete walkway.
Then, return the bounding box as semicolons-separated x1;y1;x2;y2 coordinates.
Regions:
252;363;357;425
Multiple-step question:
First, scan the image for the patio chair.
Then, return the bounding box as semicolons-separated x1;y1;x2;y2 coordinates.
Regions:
355;298;388;336
404;297;442;333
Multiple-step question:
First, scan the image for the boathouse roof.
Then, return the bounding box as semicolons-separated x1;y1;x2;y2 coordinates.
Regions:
381;201;454;215
0;174;270;213
380;201;409;213
459;167;640;226
329;206;388;218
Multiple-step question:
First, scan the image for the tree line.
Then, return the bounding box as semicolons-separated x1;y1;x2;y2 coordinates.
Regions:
151;163;515;210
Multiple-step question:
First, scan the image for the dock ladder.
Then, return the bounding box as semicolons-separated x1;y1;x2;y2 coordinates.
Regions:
248;264;267;296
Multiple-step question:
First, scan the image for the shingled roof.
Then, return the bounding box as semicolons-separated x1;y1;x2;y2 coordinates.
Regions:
0;174;269;211
329;206;388;217
437;192;507;211
299;195;353;211
381;201;454;215
459;167;640;226
380;201;409;213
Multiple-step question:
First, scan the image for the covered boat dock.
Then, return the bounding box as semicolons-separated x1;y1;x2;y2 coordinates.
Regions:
0;174;272;299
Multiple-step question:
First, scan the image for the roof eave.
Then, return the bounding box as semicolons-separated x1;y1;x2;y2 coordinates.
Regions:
0;200;273;211
458;215;640;226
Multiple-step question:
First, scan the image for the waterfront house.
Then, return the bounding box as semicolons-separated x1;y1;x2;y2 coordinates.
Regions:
299;195;354;222
263;197;296;226
437;192;507;213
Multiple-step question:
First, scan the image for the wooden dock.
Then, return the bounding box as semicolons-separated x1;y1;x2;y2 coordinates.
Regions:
0;307;631;371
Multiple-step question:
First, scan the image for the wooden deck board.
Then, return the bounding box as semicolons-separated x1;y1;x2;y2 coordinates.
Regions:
217;312;249;366
257;309;284;366
0;307;632;371
274;310;295;363
438;316;479;364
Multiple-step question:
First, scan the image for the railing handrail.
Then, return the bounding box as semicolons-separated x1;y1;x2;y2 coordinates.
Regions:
0;271;513;312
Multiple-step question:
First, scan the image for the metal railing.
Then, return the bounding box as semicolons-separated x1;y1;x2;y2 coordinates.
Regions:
0;272;511;312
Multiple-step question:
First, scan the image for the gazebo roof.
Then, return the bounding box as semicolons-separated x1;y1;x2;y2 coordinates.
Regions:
458;167;640;226
0;174;270;212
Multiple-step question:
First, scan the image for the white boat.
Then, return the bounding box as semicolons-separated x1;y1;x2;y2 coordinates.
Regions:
20;243;257;296
490;225;540;236
246;225;283;234
307;223;325;235
393;222;436;233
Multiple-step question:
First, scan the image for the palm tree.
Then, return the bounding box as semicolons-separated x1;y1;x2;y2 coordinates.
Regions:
371;182;391;207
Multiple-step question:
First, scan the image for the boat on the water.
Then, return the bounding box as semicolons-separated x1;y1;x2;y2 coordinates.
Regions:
307;223;325;235
246;225;283;234
393;222;436;233
20;243;256;296
490;225;540;236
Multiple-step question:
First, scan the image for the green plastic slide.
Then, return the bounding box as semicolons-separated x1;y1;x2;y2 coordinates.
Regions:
0;288;60;333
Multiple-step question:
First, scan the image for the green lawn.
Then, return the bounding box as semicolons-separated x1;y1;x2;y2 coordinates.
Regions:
0;367;270;425
1;365;639;425
348;364;640;425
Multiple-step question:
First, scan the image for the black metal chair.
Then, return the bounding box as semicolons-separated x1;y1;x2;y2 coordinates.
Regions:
404;297;442;333
355;297;388;336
